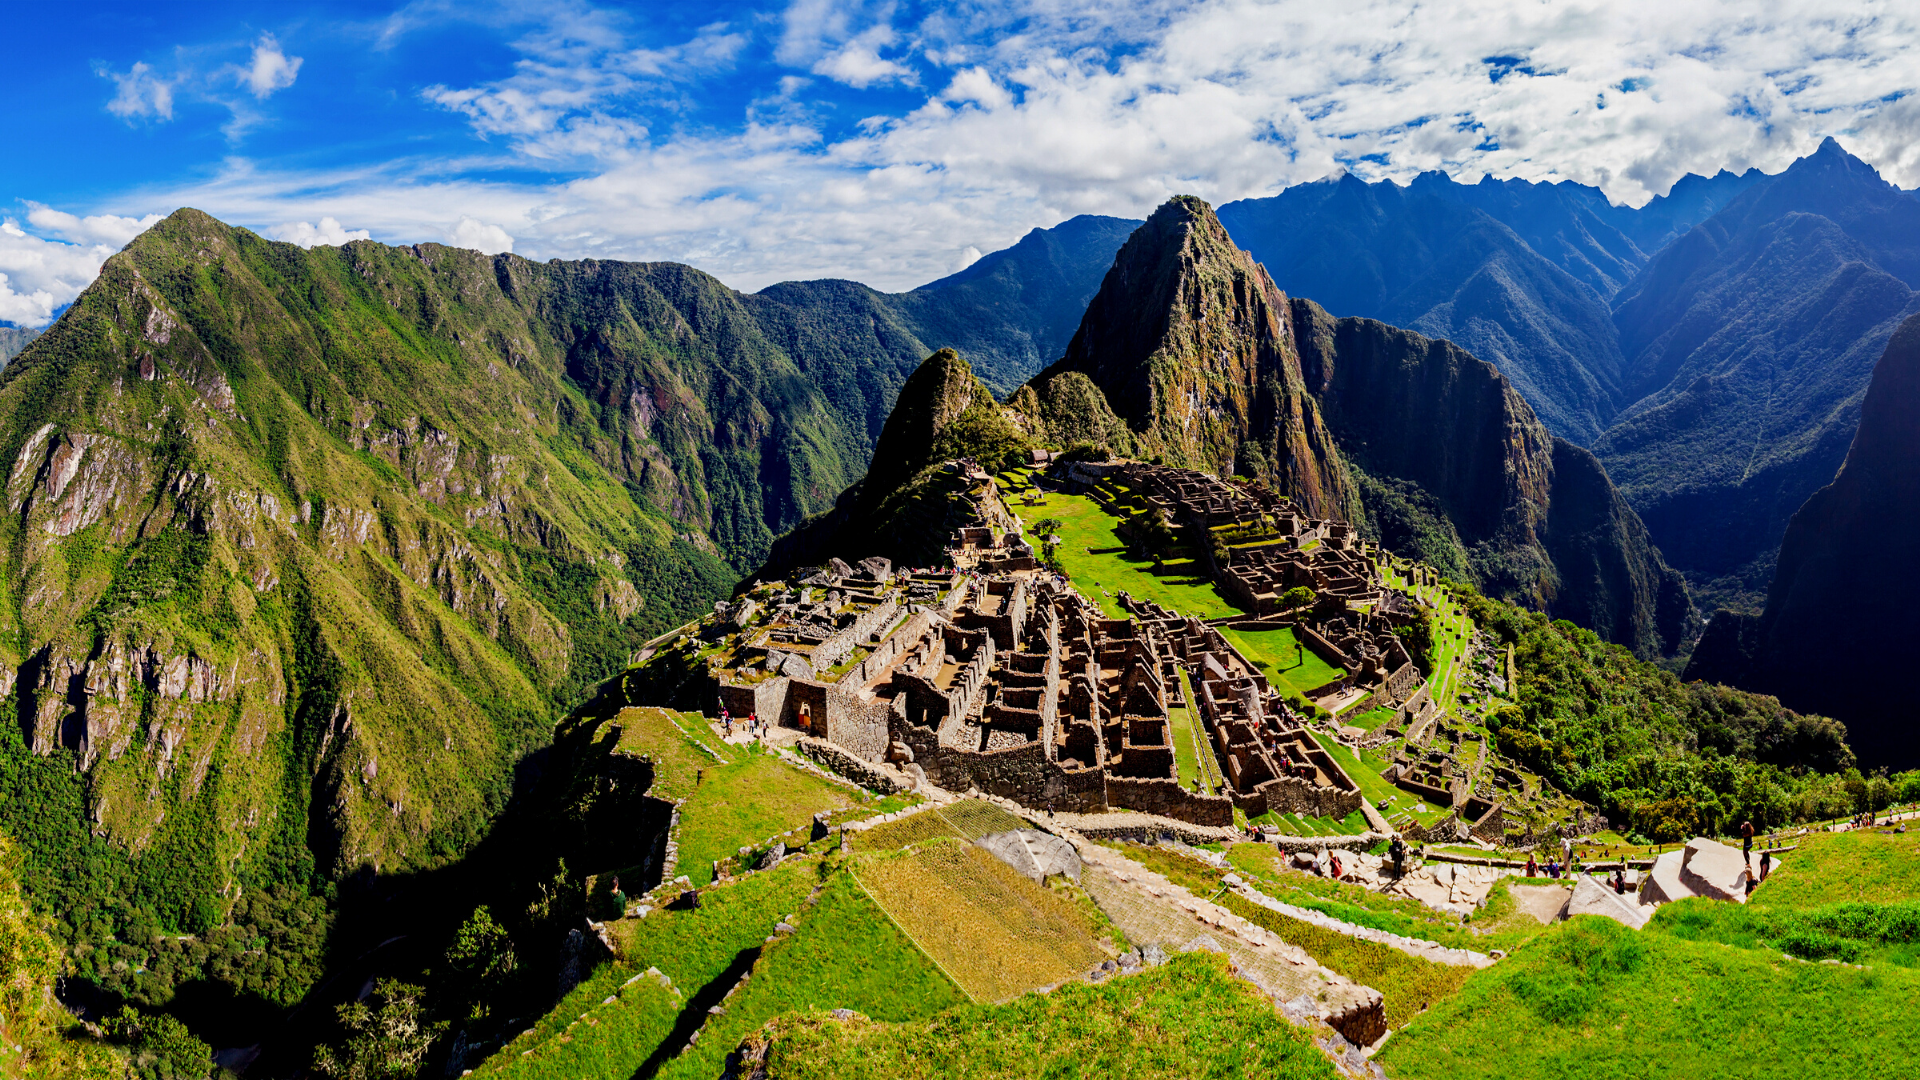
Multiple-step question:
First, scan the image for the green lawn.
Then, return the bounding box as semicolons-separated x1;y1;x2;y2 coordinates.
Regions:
1258;809;1369;836
1216;625;1345;699
753;951;1338;1080
1349;707;1399;733
1304;730;1447;828
613;707;736;800
1378;916;1920;1080
1167;669;1223;795
1747;828;1920;908
657;871;968;1080
676;750;866;886
1012;492;1238;619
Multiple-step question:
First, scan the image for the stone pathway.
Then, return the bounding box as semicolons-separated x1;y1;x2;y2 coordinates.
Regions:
1072;840;1387;1046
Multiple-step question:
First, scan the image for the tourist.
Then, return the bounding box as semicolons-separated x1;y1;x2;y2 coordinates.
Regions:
1329;852;1344;880
1741;819;1755;865
1525;852;1537;878
1759;849;1772;882
1612;867;1626;895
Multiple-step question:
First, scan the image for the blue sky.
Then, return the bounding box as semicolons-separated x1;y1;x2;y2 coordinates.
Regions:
3;0;1917;326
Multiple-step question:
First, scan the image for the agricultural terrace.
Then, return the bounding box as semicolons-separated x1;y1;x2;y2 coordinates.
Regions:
609;707;870;887
1007;489;1237;619
1379;563;1477;712
1307;730;1452;830
751;951;1339;1080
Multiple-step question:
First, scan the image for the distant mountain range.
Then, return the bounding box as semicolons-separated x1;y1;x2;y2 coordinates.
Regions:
1213;139;1920;615
0;325;40;365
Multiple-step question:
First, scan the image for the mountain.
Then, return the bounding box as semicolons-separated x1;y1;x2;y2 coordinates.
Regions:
891;214;1142;393
1685;313;1920;767
1021;196;1693;656
0;324;40;365
0;204;1138;1040
1596;138;1920;611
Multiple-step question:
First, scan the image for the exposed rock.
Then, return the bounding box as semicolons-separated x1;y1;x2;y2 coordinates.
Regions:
1678;837;1752;903
1640;849;1691;906
1568;873;1650;929
976;829;1083;884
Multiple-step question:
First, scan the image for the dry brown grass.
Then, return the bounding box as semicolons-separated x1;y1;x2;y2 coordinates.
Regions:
856;837;1108;1002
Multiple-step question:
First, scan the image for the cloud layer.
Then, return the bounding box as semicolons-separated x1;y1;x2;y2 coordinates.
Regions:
20;0;1920;322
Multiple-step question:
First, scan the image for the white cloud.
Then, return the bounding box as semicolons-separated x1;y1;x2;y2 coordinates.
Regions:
267;217;372;247
38;0;1920;305
0;218;128;328
447;217;515;254
25;206;164;248
238;33;303;99
102;61;174;121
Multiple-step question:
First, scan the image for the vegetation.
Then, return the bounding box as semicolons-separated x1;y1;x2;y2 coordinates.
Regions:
0;830;127;1079
1216;625;1345;698
751;950;1338;1080
1456;583;1863;839
1378;915;1920;1080
1007;492;1236;619
312;979;443;1080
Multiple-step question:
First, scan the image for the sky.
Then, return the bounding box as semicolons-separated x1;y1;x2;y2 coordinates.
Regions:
2;0;1917;327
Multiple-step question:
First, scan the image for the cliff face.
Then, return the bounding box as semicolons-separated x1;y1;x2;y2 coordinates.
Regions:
1026;196;1358;521
1018;197;1693;656
1685;313;1920;765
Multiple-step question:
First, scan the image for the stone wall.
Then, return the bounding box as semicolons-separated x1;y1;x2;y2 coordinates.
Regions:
796;737;902;794
717;677;788;723
1252;774;1363;820
1107;775;1235;826
813;595;902;671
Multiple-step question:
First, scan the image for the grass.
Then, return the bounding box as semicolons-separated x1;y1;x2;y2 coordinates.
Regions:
469;967;682;1079
673;749;864;887
1377;916;1920;1080
1168;669;1223;795
1745;828;1920;908
1218;893;1474;1029
1257;809;1370;836
655;870;968;1080
854;837;1109;1003
752;950;1340;1080
1216;625;1346;699
613;707;735;800
1009;492;1238;619
1349;707;1399;733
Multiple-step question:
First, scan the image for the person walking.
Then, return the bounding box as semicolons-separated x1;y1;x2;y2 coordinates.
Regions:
1525;852;1537;878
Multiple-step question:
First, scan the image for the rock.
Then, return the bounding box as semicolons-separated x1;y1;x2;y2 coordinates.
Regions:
1567;874;1650;929
976;829;1083;884
826;557;855;579
857;556;892;580
1141;943;1169;967
757;842;787;871
774;922;797;935
1639;849;1691;906
1678;837;1752;902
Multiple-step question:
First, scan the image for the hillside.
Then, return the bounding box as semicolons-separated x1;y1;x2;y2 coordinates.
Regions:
1596;139;1920;611
1021;196;1692;657
1685;313;1920;768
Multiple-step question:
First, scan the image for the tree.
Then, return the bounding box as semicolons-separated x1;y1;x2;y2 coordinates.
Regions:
443;906;517;1024
1281;586;1314;614
1032;518;1064;542
109;1007;212;1080
313;979;444;1080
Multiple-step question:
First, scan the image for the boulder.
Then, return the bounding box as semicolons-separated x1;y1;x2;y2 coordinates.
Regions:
858;556;893;580
826;557;856;579
1678;837;1752;902
976;829;1083;883
1639;849;1691;906
1568;874;1650;929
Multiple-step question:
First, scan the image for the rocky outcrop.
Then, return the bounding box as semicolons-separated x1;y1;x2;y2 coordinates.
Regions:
1685;313;1920;765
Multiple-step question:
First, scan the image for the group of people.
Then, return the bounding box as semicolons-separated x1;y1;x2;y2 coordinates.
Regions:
719;707;769;741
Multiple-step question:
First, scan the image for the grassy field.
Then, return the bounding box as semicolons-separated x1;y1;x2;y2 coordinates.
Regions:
1218;893;1473;1029
753;950;1339;1080
1349;706;1399;733
1746;828;1920;908
855;837;1109;1002
1010;491;1238;619
1217;625;1346;699
655;871;968;1080
1379;569;1477;711
607;707;869;887
1377;916;1920;1080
